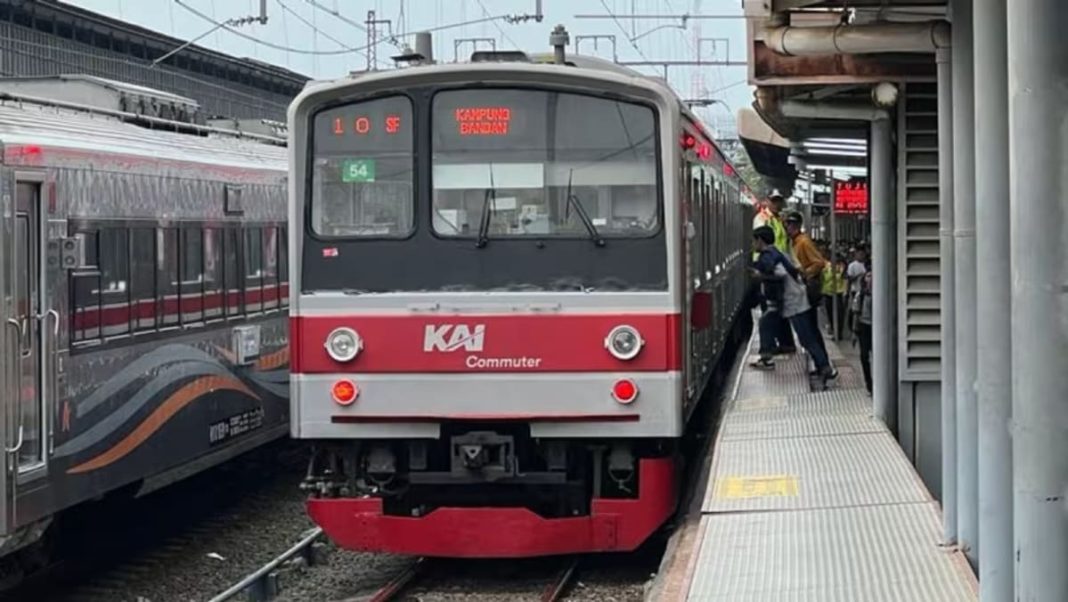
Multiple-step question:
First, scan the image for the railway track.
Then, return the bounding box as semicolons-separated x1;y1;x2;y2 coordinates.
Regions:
350;556;580;602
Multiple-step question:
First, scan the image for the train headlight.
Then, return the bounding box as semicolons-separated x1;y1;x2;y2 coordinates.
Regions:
325;327;362;362
605;325;643;361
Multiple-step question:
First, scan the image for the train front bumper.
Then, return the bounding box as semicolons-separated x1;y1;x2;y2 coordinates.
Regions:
305;457;677;558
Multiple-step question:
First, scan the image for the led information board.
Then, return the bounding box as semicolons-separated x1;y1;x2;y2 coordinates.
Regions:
834;179;869;214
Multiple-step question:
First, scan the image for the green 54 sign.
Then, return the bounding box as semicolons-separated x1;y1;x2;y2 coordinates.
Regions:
341;159;376;182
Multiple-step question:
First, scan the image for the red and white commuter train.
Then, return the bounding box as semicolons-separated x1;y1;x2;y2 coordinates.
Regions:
288;45;754;557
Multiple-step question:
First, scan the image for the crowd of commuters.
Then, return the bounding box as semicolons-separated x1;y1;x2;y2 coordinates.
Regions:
749;192;873;394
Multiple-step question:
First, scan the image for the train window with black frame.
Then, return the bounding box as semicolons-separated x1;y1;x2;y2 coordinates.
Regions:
262;226;279;311
431;89;660;239
159;228;179;327
224;227;242;318
130;227;156;332
203;227;223;321
180;227;204;324
99;228;131;338
278;226;289;308
244;227;263;314
310;95;414;238
70;229;101;344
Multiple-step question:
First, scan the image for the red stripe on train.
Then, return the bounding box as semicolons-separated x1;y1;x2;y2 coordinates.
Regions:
291;313;681;373
70;283;288;330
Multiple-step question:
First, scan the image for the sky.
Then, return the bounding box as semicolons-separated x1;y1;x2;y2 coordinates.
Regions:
59;0;753;136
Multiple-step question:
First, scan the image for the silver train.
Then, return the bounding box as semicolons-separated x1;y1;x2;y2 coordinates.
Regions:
0;76;288;562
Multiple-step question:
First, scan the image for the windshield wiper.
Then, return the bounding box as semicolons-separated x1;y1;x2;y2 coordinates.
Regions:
476;169;497;248
565;169;605;247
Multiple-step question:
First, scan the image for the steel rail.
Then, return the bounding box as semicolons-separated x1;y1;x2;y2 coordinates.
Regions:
205;527;324;602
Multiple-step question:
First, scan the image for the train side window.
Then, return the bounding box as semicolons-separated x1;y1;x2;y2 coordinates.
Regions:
203;227;223;321
99;228;130;338
70;229;101;344
180;227;204;324
224;228;242;318
159;228;179;327
244;227;263;314
278;227;289;308
130;227;156;332
262;226;279;311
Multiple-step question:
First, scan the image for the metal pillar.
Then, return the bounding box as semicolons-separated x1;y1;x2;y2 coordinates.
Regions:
935;46;957;545
829;172;839;342
973;0;1012;597
870;117;896;429
950;0;978;566
1008;2;1068;599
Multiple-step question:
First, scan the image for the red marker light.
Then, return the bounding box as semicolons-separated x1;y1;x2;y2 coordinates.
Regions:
681;134;696;149
332;379;358;405
611;379;639;404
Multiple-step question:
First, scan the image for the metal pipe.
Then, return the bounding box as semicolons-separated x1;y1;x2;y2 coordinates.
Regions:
973;0;1012;596
779;100;888;122
1008;1;1068;599
935;45;958;546
764;21;950;56
870;116;897;430
950;0;978;567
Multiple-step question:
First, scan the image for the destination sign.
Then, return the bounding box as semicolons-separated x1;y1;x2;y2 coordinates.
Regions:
834;180;869;214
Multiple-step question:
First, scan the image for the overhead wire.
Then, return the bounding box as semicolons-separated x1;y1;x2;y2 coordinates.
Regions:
474;0;521;50
175;0;357;55
599;0;650;62
274;0;380;65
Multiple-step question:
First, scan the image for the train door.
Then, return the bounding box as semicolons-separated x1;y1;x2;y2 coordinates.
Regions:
0;168;12;535
11;175;50;485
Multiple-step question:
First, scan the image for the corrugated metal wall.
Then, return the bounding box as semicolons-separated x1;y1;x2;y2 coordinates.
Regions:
0;21;296;121
896;81;944;499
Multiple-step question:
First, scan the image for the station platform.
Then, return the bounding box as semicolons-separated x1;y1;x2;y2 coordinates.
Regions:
653;329;978;602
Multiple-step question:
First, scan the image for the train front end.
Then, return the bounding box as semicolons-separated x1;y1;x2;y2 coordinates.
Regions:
288;62;684;557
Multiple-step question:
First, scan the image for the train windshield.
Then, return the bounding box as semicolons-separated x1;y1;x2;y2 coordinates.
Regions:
431;89;659;239
310;95;414;237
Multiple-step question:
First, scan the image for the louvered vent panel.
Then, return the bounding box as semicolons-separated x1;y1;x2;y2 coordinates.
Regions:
898;83;942;380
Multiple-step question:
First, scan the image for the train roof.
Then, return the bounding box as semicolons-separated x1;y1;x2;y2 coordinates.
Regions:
0;78;285;172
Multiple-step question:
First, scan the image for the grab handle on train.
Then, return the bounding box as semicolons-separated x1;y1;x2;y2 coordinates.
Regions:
4;319;24;454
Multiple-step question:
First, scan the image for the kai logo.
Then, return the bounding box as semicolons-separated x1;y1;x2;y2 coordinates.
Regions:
423;324;486;352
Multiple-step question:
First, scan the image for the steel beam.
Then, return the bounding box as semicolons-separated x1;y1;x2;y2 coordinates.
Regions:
1007;1;1068;599
973;0;1012;597
950;0;978;567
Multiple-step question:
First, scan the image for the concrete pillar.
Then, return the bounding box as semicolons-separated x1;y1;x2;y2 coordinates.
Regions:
950;0;978;566
936;45;957;545
973;0;1012;598
870;116;896;429
1007;2;1068;599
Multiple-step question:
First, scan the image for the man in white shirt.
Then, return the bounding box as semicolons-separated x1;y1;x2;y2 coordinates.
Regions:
846;246;868;334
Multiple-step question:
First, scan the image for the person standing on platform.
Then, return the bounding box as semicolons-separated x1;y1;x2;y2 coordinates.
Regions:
845;246;868;338
783;211;830;367
750;226;837;387
752;192;795;354
853;271;874;395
